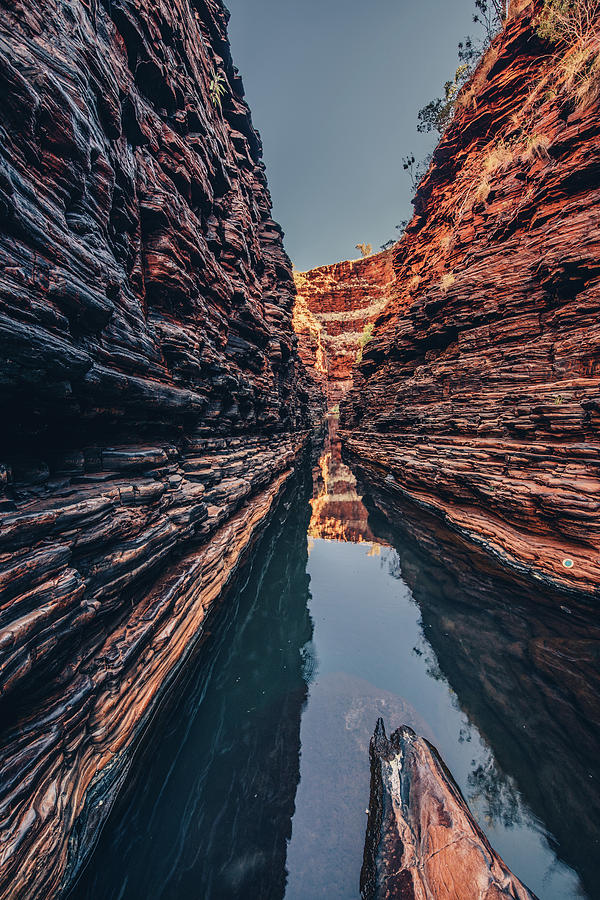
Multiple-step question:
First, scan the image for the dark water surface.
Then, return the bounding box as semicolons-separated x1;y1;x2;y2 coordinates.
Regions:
71;430;600;900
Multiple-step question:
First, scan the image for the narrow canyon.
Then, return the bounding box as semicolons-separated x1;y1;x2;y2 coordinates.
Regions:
0;0;598;898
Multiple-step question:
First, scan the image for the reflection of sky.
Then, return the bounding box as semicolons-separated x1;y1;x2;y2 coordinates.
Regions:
285;538;583;900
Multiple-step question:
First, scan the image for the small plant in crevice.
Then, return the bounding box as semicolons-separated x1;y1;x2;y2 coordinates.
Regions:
356;321;375;363
440;272;456;292
483;139;514;173
474;178;492;205
209;72;227;110
355;242;373;258
523;132;552;161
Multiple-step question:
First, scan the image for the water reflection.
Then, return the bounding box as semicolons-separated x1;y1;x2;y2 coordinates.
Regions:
70;471;314;900
308;415;383;545
356;467;600;898
68;432;598;900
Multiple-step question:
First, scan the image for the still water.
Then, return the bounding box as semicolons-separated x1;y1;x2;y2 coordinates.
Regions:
71;424;600;900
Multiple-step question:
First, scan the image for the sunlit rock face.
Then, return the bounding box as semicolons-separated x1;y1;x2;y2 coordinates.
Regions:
292;293;328;423
361;721;537;900
308;416;383;545
342;0;600;598
355;467;600;898
0;0;311;896
294;250;396;407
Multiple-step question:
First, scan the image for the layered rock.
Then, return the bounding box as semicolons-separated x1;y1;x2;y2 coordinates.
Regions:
309;415;383;544
342;0;600;598
0;0;310;896
70;466;315;899
361;720;537;900
294;250;396;406
355;464;600;895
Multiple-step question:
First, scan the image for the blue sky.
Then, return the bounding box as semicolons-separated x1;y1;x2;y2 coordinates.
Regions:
226;0;479;270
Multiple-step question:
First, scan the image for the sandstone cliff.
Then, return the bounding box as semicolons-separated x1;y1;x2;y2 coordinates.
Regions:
294;250;396;407
342;0;600;598
0;0;310;896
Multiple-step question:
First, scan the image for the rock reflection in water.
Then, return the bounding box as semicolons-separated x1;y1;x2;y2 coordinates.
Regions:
308;416;383;545
355;466;600;899
70;474;314;900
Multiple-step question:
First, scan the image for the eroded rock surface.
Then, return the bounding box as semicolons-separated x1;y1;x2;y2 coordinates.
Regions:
354;464;600;895
361;719;537;900
342;0;600;597
294;251;396;407
0;0;311;896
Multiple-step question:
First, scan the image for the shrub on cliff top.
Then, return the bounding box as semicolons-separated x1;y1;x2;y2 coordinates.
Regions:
538;0;600;110
538;0;600;44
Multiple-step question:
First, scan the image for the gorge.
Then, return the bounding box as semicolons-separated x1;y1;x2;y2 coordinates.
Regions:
0;0;599;898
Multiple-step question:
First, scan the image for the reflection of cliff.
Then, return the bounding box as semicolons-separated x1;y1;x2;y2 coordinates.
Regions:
71;468;314;900
355;464;600;898
294;251;395;407
308;417;383;545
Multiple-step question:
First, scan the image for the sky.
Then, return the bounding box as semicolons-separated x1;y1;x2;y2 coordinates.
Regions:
225;0;480;271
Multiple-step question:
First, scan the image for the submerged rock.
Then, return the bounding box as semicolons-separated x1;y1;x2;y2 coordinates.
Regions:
361;719;538;900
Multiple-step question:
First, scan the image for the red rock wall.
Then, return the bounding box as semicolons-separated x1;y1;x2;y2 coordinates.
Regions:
308;415;383;544
294;249;396;406
0;0;311;895
343;0;600;599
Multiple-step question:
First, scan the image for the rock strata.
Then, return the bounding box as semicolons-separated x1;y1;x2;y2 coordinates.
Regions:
294;251;395;407
361;719;537;900
0;0;310;896
355;465;600;895
342;0;600;597
309;415;384;544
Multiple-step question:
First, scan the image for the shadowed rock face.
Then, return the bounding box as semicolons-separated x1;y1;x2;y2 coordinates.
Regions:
294;251;396;407
68;467;315;900
361;720;538;900
341;0;600;598
0;0;311;896
352;461;600;897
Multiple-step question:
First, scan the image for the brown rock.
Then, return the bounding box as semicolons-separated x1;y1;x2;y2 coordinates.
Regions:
294;250;396;407
340;0;600;598
0;0;312;896
361;719;538;900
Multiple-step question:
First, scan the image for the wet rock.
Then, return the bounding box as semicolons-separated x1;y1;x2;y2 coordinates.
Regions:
361;719;538;900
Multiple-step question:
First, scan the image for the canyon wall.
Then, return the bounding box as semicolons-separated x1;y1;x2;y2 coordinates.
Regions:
356;467;600;896
0;0;310;896
342;0;600;598
294;250;395;407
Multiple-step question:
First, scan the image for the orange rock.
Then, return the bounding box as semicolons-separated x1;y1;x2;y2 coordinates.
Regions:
294;250;396;407
341;0;600;598
361;720;538;900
